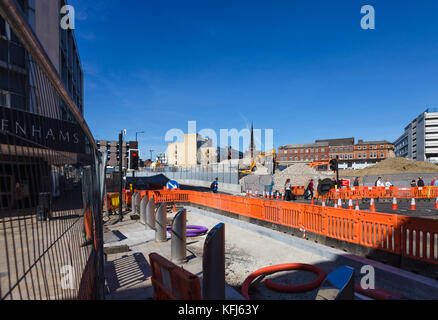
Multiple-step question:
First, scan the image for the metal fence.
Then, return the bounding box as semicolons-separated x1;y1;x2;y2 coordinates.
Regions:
139;164;240;184
0;1;104;300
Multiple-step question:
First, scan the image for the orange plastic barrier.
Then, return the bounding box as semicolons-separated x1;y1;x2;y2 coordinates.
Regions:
396;215;438;264
149;252;202;300
109;189;438;265
324;186;438;200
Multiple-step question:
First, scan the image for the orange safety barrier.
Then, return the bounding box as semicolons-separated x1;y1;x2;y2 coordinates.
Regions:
107;189;438;265
323;186;438;200
84;206;98;250
149;252;202;300
396;216;438;264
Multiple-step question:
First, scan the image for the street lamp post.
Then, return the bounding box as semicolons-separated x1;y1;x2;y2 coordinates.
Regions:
135;131;144;142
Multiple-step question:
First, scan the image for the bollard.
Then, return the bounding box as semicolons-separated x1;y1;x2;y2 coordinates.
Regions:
202;223;225;300
139;195;148;224
155;202;167;242
171;208;187;264
135;193;141;215
146;196;156;230
131;192;137;214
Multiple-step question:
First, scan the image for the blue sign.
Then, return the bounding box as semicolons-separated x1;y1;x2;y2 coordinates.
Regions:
166;180;179;190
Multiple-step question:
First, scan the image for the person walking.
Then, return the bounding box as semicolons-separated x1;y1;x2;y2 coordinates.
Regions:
410;179;417;188
284;179;293;201
305;179;314;200
431;177;437;186
210;177;219;193
417;177;425;187
353;177;360;187
375;177;384;187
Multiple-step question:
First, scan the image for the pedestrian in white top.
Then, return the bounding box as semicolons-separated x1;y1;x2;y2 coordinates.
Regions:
385;178;393;187
375;177;384;187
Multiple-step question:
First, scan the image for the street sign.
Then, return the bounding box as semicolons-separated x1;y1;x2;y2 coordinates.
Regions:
166;180;179;190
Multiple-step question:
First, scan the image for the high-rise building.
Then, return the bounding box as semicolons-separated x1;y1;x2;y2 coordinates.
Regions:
395;108;438;163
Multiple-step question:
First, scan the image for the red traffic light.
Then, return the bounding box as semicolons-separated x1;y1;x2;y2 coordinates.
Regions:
132;152;137;157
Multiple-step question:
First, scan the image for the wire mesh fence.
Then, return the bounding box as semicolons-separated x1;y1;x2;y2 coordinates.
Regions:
0;1;104;300
139;163;240;185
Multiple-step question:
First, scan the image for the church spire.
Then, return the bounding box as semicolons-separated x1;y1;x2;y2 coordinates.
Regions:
250;122;254;159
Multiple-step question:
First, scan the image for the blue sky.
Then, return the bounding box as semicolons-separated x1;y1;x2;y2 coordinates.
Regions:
69;0;438;159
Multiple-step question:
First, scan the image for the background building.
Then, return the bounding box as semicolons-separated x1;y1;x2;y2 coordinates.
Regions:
395;108;438;163
167;133;243;167
278;137;394;170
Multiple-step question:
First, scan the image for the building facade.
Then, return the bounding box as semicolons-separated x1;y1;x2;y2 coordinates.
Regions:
277;142;329;165
0;0;83;119
167;133;243;167
394;108;438;163
0;0;87;210
278;137;394;170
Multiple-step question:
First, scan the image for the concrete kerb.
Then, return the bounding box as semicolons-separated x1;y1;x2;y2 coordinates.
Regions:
185;206;438;300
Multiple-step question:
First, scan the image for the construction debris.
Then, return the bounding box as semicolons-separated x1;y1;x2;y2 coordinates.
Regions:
342;158;438;177
273;164;335;190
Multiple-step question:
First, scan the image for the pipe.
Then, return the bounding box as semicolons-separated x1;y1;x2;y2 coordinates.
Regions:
171;208;187;264
155;202;167;242
167;225;208;237
241;263;326;300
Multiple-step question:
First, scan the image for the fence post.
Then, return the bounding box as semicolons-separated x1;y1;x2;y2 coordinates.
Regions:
171;208;187;264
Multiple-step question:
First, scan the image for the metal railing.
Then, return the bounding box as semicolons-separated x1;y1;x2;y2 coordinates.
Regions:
0;0;104;300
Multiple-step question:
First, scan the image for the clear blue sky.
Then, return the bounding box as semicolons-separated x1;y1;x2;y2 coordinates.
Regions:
69;0;438;159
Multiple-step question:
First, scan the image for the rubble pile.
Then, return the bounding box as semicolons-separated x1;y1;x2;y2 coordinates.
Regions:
273;164;335;190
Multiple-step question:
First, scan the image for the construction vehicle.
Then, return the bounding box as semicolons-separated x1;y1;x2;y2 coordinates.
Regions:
308;159;331;171
239;149;276;175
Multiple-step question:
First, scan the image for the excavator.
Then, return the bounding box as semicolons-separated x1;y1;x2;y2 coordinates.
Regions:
239;149;276;175
308;159;331;171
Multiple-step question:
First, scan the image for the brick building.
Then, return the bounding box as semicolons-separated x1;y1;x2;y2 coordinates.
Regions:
277;142;329;165
278;138;394;170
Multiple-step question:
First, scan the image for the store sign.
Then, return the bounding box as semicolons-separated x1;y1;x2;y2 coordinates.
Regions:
0;106;85;154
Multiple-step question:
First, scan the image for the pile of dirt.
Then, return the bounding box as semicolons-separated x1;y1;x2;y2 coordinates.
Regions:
273;163;334;190
342;158;438;177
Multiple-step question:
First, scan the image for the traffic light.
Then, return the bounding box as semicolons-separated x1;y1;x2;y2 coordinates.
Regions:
129;149;139;170
329;158;338;172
